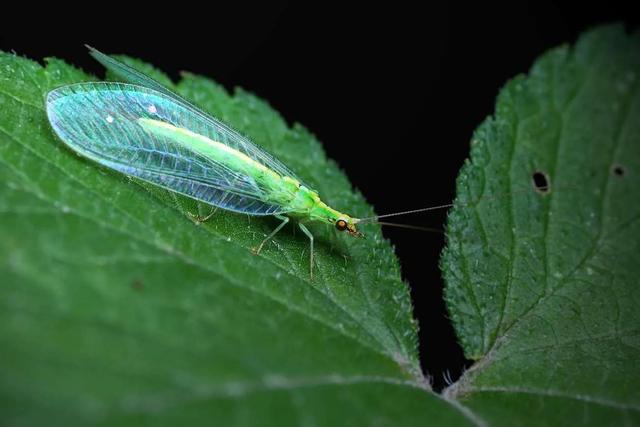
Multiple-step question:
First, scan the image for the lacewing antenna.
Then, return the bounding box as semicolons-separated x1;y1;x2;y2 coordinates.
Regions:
376;221;444;234
356;182;558;225
358;204;455;223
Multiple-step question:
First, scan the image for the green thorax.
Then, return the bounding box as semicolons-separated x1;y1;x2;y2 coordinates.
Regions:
283;178;349;224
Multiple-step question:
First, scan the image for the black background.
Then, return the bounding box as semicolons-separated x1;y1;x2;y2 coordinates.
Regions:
2;2;637;391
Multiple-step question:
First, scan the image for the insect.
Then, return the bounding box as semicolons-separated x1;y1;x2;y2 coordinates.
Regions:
46;47;369;279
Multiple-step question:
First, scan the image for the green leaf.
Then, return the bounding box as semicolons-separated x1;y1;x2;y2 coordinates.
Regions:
442;24;640;426
0;49;473;425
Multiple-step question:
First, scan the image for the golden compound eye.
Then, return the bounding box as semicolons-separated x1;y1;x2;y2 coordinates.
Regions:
335;219;348;231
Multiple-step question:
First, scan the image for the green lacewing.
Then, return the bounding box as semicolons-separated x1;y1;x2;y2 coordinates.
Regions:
46;47;370;279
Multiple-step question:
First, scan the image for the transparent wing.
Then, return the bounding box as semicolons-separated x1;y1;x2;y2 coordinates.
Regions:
46;82;293;215
87;46;308;188
87;45;177;99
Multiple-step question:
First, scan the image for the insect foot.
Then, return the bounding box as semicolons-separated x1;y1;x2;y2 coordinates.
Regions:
187;212;204;225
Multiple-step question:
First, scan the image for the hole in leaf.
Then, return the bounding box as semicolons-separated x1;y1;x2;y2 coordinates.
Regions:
612;164;626;178
532;171;550;194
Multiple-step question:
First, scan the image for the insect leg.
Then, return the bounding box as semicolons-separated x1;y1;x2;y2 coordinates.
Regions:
189;179;239;224
252;215;289;255
298;223;314;280
188;206;218;224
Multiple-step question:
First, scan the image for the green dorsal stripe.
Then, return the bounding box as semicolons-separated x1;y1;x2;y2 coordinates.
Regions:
138;118;282;183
